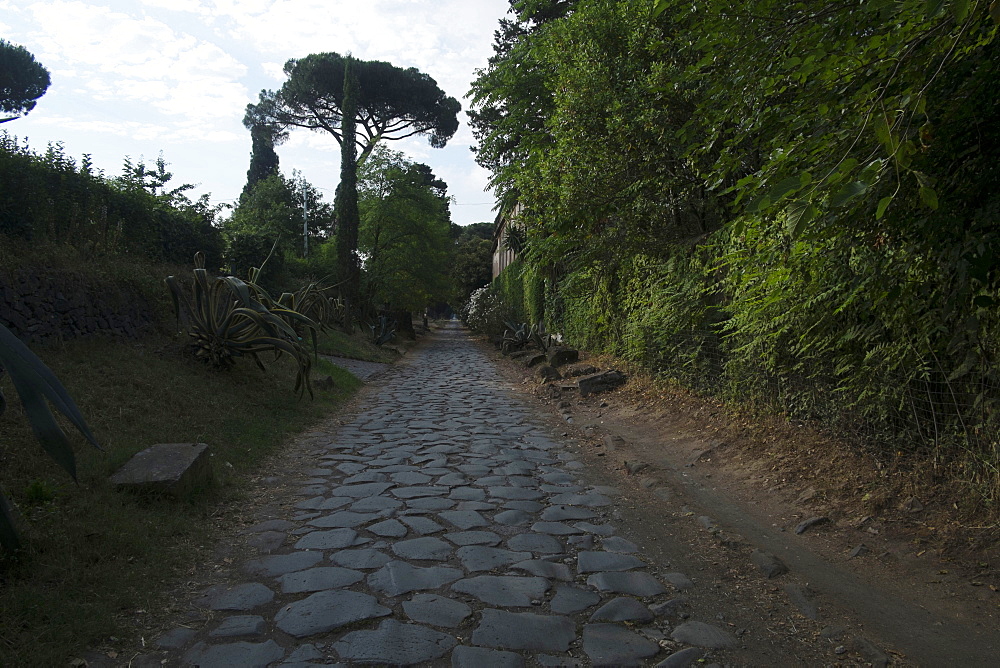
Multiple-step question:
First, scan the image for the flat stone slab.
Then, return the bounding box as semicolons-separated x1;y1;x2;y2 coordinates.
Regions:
245;530;285;553
531;522;585;535
583;623;659;665
350;496;404;512
368;561;464;596
489;486;545;501
472;609;576;652
183;640;284;667
438;509;489;530
199;583;274;611
392;536;453;560
329;482;395;498
277;566;364;593
408;497;457;510
403;593;472;628
445;531;502;546
670;621;738;649
334;619;456;664
308;511;380;528
110;442;212;498
450;487;487;502
209;615;267;638
451;645;525;668
550;585;602;614
401;515;446;534
393;486;450;498
242;551;315;580
274;589;390;638
451;575;550;607
577;551;646;573
589;597;655;623
495;509;534;526
587;571;667;597
330;548;392;570
540;505;596;521
294;528;359;550
508;533;563;554
457;546;532;572
602;536;640;553
368;518;408;537
512;559;573;581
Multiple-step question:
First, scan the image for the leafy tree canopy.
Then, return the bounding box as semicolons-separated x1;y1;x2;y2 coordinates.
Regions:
248;52;461;165
357;146;453;312
0;40;50;124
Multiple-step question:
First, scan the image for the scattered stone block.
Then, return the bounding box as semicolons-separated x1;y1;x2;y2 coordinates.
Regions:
657;647;704;668
524;353;547;367
750;549;789;578
564;363;600;378
546;347;579;367
578;370;627;397
536;364;562;383
848;543;870;559
109;443;212;498
795;516;830;534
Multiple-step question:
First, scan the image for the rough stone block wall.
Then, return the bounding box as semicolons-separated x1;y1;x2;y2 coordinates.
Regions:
0;270;156;343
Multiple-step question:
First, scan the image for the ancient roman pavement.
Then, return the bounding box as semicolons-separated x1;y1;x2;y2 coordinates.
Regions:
148;323;806;667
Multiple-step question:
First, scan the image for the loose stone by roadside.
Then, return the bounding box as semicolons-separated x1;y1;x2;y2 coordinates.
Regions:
116;322;836;667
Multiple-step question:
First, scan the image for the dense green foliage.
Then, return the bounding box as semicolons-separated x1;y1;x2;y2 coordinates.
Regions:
0;133;223;266
358;147;454;313
450;222;494;306
0;39;50;124
472;0;1000;502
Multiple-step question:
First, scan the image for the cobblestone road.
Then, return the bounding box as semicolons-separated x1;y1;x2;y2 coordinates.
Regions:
158;323;732;667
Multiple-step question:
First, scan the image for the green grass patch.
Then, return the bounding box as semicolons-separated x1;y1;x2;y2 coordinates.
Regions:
0;333;362;665
314;327;400;364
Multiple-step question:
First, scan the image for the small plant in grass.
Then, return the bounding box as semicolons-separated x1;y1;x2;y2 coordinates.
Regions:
0;323;101;552
165;252;317;396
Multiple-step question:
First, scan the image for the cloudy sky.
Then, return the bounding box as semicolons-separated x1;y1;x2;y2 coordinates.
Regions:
1;0;511;226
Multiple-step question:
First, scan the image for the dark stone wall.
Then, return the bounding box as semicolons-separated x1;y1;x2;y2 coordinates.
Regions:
0;270;157;343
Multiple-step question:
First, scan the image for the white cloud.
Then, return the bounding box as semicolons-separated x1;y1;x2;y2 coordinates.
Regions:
24;1;248;120
139;0;210;14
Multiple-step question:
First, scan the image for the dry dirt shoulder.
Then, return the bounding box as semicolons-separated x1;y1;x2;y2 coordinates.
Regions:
490;341;1000;667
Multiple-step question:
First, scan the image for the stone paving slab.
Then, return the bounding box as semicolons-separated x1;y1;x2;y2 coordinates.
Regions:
150;323;724;666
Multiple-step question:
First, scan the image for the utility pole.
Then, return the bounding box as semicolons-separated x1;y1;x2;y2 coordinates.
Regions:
293;170;309;257
301;177;309;258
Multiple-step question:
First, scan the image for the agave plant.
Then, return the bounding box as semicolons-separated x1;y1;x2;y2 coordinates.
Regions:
0;323;101;551
165;253;317;397
529;321;551;352
369;315;396;347
501;321;530;354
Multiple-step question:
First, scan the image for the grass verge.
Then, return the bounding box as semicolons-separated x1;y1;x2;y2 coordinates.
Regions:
314;327;400;364
0;332;363;666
